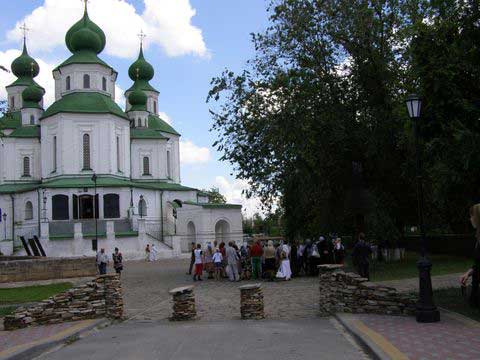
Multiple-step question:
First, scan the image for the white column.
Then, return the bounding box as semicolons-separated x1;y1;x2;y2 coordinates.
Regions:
106;220;115;241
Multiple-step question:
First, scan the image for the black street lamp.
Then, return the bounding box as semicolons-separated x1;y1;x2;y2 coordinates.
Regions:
42;189;47;221
2;213;7;241
91;173;98;251
406;94;440;323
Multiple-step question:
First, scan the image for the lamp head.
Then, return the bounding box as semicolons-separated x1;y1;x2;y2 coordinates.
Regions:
406;94;422;119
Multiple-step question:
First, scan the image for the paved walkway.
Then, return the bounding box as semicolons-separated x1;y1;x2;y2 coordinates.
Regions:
0;319;104;360
377;273;462;293
338;311;480;360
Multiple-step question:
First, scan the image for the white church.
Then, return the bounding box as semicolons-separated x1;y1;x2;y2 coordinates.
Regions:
0;5;242;259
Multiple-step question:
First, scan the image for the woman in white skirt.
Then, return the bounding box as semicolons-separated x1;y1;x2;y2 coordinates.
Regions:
276;243;292;280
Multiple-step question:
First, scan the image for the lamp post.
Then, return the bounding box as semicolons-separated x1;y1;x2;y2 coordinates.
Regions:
406;94;440;323
42;189;47;221
139;195;144;218
91;173;98;251
2;213;6;241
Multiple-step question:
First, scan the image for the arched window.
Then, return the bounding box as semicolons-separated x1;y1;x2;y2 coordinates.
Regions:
166;150;171;179
103;194;120;218
83;74;90;89
23;157;30;177
153;100;157;114
116;136;121;172
30;115;35;125
52;194;69;220
138;197;147;217
25;201;33;220
53;136;57;172
66;76;71;91
143;156;150;175
102;77;107;91
10;96;15;109
82;134;91;170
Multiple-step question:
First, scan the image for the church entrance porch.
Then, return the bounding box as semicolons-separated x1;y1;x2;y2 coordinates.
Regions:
74;195;99;219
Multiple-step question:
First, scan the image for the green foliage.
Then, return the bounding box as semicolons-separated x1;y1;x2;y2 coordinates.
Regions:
208;0;480;240
202;187;227;204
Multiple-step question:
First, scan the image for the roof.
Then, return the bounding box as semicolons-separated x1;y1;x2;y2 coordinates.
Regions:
6;77;45;90
8;126;41;138
0;112;40;138
0;111;21;130
183;201;242;209
131;128;168;140
0;182;40;194
148;114;180;136
54;51;114;72
41;92;129;120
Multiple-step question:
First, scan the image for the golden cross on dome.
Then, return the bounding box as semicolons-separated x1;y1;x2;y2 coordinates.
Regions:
19;22;30;42
135;67;140;80
138;30;147;47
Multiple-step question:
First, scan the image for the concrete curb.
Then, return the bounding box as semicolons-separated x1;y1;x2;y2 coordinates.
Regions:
334;313;390;360
0;318;110;360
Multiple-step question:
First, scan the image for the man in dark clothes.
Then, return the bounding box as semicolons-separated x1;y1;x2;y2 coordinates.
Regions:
352;233;372;280
290;240;298;277
186;242;196;275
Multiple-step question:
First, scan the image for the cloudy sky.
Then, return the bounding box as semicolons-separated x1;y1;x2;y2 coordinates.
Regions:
0;0;270;216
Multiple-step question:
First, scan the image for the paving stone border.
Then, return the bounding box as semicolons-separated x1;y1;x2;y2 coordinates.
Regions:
4;274;123;330
318;264;416;316
239;283;265;320
169;286;196;321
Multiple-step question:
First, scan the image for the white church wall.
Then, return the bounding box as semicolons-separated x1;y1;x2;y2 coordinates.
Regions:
1;138;41;181
131;139;168;180
53;63;118;101
41;113;130;178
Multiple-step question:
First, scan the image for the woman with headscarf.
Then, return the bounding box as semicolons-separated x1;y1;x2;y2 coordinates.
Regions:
276;242;292;281
461;204;480;307
263;240;276;281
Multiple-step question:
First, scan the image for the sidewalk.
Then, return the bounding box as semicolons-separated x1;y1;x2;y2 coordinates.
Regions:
337;311;480;360
0;319;106;360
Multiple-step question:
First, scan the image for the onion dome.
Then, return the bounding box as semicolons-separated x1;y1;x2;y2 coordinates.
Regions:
65;7;106;54
128;46;154;82
22;84;44;108
128;87;147;112
11;42;39;78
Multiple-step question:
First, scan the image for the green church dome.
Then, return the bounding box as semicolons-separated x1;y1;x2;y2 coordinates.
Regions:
11;43;39;78
128;88;148;107
22;84;44;103
65;7;106;54
128;46;154;82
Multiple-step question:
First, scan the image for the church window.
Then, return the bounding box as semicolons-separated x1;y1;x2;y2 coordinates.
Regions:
143;156;150;175
25;201;33;220
10;97;14;109
30;115;35;125
153;100;157;114
23;157;31;177
83;74;90;89
102;77;107;91
138;197;147;217
53;136;57;172
167;150;171;179
52;194;69;220
116;136;121;172
66;76;71;91
83;134;91;170
104;194;120;219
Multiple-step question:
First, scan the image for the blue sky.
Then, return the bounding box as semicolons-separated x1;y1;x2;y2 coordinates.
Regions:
0;0;270;215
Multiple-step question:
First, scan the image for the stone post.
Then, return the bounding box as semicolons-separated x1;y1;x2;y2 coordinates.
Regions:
74;222;83;241
103;274;124;319
318;264;344;315
172;235;182;256
239;283;264;320
106;221;115;242
169;286;196;321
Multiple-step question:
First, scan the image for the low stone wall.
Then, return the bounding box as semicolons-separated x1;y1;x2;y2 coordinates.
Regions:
318;265;416;316
0;257;97;283
4;274;123;330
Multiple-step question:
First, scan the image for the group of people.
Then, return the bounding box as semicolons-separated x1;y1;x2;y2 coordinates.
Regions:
95;247;124;276
145;244;159;262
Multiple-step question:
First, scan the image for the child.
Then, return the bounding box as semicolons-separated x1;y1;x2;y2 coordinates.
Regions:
193;244;204;281
212;248;223;280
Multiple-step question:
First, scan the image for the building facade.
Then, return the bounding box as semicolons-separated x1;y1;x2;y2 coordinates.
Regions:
0;7;242;259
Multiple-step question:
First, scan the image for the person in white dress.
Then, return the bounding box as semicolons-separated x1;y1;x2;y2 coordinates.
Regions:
276;242;292;280
150;244;158;261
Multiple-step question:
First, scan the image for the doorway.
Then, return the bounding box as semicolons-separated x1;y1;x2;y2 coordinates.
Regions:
75;195;99;219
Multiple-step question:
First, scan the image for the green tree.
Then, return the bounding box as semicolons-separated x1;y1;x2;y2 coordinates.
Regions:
202;187;227;204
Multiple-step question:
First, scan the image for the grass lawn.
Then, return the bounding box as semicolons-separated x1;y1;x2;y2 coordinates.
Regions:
433;287;480;322
344;252;471;282
0;283;72;305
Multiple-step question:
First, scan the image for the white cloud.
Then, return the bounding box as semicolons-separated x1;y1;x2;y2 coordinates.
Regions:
158;111;172;124
6;0;209;59
0;49;56;106
214;176;263;217
180;140;211;164
114;84;125;108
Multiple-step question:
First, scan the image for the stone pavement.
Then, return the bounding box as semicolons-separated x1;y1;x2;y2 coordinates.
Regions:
0;319;104;360
376;273;462;293
121;259;319;321
338;311;480;360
